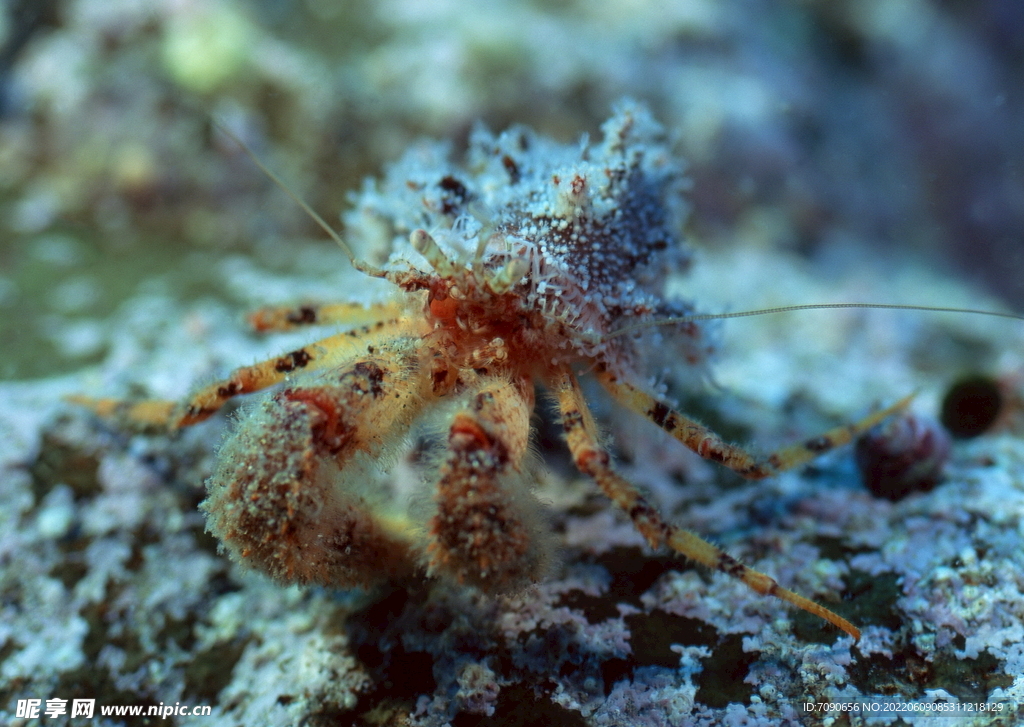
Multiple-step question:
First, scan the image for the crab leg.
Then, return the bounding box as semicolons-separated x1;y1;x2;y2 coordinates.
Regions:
596;368;912;479
247;300;404;332
427;375;549;591
551;367;860;640
202;342;432;587
69;318;408;430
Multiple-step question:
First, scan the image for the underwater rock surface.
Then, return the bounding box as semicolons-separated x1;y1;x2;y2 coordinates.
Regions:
2;1;1023;725
2;245;1022;726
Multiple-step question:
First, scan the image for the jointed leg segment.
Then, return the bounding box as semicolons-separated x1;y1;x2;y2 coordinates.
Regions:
202;344;431;588
247;300;404;332
428;375;549;590
552;367;860;640
69;318;406;430
596;369;912;479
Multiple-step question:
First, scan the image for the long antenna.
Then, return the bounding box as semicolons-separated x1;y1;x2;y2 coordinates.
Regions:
213;119;388;279
603;302;1024;340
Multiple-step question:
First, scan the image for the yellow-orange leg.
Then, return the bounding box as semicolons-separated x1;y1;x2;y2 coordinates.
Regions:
427;376;550;591
202;343;432;588
551;367;860;640
596;368;912;480
69;318;406;430
247;300;404;332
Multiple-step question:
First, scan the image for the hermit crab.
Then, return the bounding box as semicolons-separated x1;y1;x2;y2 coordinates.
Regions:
73;101;919;640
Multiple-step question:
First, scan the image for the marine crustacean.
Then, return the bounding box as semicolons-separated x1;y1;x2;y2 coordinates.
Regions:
73;101;924;640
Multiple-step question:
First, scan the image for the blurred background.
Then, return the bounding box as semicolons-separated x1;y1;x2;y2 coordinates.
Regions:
1;0;1022;379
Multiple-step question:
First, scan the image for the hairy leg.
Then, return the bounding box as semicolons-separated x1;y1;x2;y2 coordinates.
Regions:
247;300;404;332
69;317;411;429
202;342;432;588
551;367;860;640
427;375;550;591
596;368;911;479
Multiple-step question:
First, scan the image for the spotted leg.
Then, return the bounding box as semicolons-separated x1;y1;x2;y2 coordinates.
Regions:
202;342;432;588
68;317;411;430
596;368;912;479
247;300;404;332
427;375;551;591
551;367;860;640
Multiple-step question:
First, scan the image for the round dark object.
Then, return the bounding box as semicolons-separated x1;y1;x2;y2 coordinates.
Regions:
856;414;951;501
940;376;1002;439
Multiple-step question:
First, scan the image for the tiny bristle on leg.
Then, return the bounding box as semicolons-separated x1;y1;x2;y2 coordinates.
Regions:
68;324;414;431
668;531;860;640
65;395;177;429
428;378;550;591
203;392;418;587
203;349;431;588
246;301;403;332
554;368;859;640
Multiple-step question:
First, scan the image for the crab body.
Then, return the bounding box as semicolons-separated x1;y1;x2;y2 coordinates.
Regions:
74;101;910;640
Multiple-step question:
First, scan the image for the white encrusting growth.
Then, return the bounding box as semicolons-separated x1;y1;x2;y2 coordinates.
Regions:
345;100;713;375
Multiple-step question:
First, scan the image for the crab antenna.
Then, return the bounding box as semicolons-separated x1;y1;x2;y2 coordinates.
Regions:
213;119;388;279
602;302;1024;340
